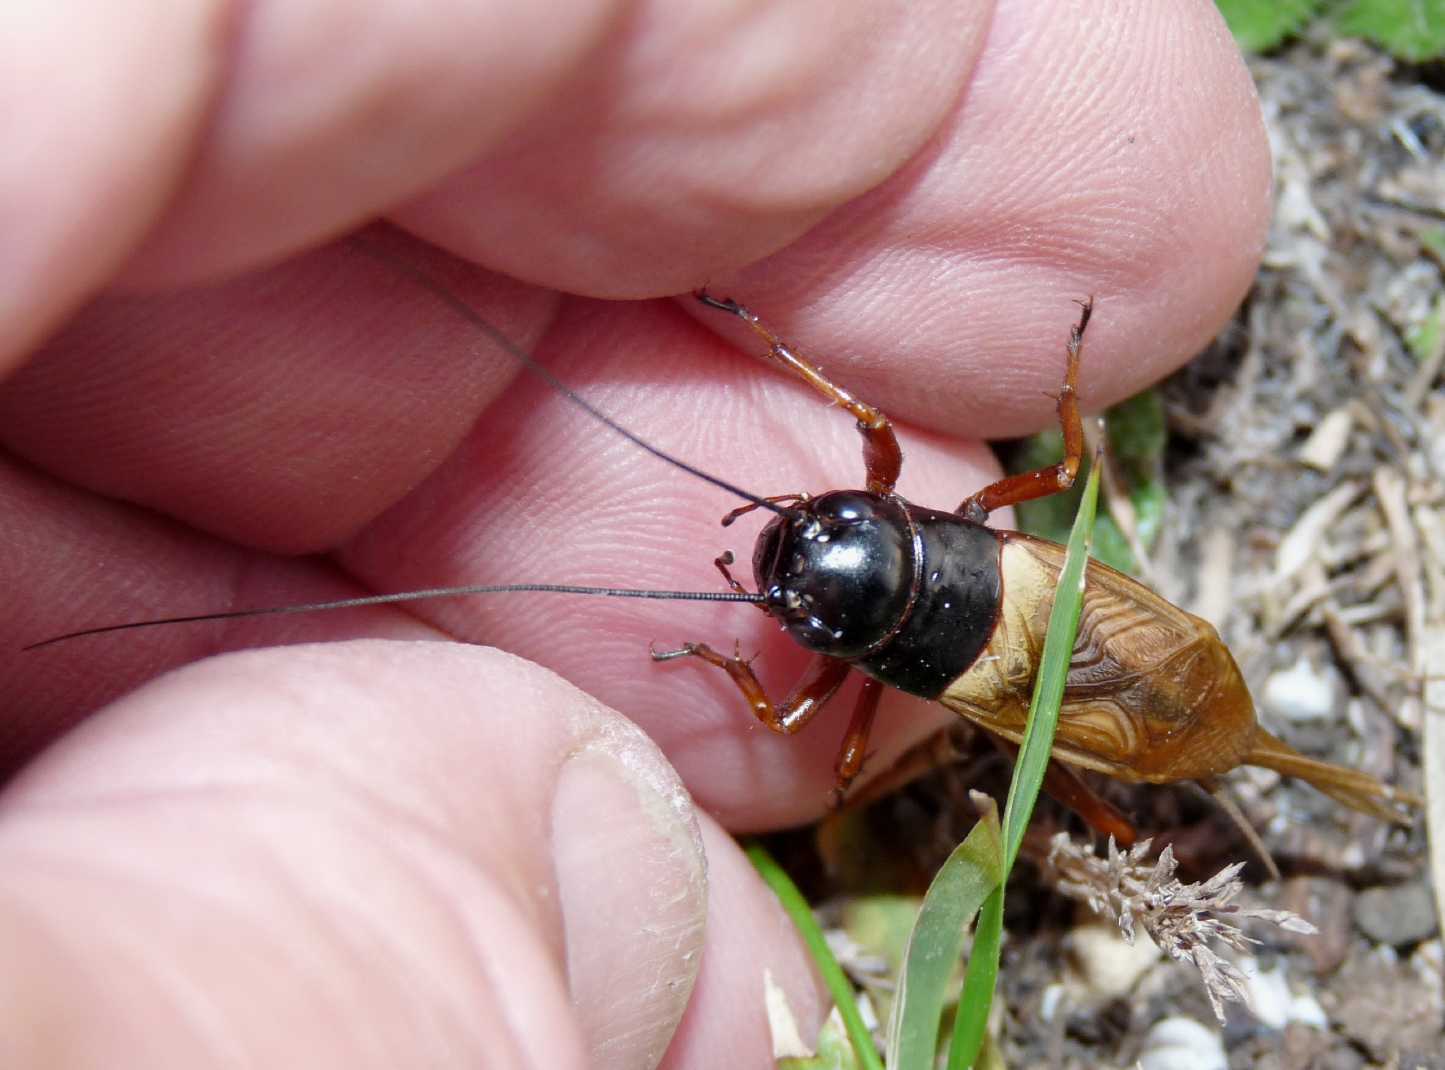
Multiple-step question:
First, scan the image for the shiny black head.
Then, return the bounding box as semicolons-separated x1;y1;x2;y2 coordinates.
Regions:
752;490;916;658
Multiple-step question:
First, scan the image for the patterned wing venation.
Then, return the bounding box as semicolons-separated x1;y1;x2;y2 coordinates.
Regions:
939;535;1411;818
1019;535;1259;780
941;534;1259;782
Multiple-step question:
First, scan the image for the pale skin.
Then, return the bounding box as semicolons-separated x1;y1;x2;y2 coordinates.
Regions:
0;2;1270;1067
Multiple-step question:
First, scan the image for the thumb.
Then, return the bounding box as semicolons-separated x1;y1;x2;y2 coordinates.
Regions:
0;642;823;1068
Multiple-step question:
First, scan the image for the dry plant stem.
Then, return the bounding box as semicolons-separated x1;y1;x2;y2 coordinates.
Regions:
1322;602;1404;714
1374;466;1426;672
1197;782;1280;881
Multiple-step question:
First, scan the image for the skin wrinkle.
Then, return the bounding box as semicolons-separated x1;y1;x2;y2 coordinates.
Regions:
349;826;553;1066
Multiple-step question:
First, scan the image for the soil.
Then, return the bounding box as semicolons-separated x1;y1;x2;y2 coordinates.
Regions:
804;33;1445;1070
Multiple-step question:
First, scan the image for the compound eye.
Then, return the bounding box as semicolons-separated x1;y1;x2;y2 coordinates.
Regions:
751;516;788;594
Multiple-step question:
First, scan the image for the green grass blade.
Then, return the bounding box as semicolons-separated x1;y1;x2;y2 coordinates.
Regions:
745;841;885;1070
1001;454;1102;868
948;451;1104;1069
884;801;1002;1070
948;884;1003;1064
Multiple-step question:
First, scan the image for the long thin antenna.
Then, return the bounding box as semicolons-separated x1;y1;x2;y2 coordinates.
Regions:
25;241;798;651
24;584;767;650
356;241;801;520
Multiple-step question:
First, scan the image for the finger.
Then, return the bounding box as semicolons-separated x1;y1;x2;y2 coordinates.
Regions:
703;0;1272;437
0;232;556;552
0;0;225;375
120;0;620;289
0;642;824;1068
122;0;989;294
389;1;992;297
7;0;985;327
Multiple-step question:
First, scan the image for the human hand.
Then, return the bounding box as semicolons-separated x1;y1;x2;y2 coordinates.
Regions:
1;1;1268;1066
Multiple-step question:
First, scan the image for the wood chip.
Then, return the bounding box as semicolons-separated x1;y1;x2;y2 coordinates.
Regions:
1194;527;1235;629
1297;407;1354;471
1274;480;1365;587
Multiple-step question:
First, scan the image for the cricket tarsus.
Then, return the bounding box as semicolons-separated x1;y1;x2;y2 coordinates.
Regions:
23;584;765;650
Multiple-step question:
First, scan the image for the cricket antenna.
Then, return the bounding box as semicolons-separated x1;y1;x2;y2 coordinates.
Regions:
23;584;768;650
353;240;802;521
24;239;798;651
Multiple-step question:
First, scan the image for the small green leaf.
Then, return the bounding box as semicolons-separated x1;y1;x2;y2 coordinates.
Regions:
1422;227;1445;263
885;802;1002;1070
780;1009;861;1070
1332;0;1445;61
839;895;925;1028
841;895;924;977
1216;0;1322;50
974;1037;1008;1070
1105;390;1167;467
1406;294;1445;363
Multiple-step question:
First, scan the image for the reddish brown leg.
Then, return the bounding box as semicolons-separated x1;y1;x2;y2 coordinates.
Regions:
651;643;852;734
1043;761;1136;847
829;677;885;808
957;299;1092;522
987;733;1137;846
697;293;903;494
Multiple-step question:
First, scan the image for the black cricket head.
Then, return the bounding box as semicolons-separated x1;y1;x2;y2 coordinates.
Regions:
751;490;914;658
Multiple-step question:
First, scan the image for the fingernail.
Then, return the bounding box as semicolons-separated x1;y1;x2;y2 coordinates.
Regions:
551;740;706;1070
